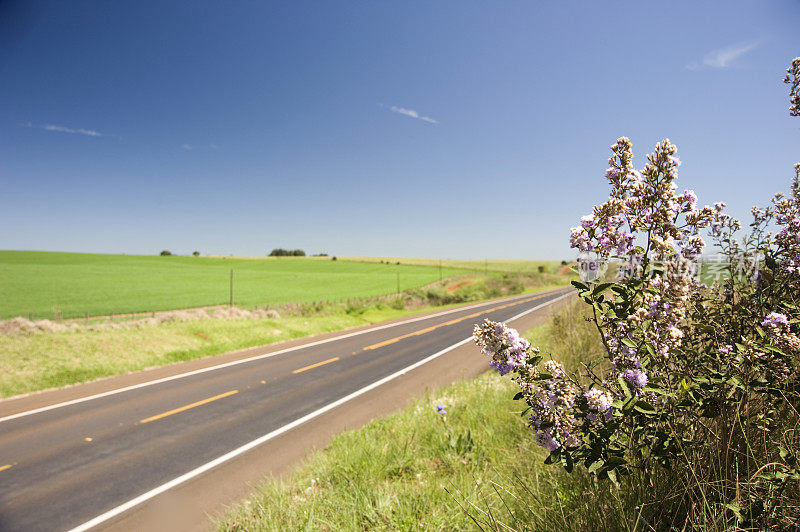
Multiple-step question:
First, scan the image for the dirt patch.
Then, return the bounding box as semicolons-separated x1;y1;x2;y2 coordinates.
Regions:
446;280;474;291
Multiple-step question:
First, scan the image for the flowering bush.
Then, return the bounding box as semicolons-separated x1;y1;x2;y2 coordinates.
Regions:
475;59;800;528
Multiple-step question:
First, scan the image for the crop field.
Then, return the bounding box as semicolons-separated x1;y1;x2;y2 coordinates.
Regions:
0;251;465;320
343;257;566;273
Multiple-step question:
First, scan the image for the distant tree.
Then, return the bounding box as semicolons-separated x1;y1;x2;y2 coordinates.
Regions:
192;251;200;257
331;256;337;261
313;253;329;257
269;248;306;257
561;260;568;266
538;265;546;273
160;250;172;256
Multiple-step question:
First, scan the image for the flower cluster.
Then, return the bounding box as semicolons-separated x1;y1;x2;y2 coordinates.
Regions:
570;138;720;267
474;319;596;451
584;388;614;422
527;359;582;451
473;319;533;376
773;164;800;273
473;59;800;529
785;57;800;117
762;312;789;329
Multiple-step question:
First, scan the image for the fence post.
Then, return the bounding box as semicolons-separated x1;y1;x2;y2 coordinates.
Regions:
396;271;400;294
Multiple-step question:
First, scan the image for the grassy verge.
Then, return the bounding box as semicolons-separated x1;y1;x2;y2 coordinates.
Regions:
0;302;448;398
217;300;622;531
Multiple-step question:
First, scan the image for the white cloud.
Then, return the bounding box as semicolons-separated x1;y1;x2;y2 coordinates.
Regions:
382;104;438;124
687;41;759;70
182;144;193;150
24;122;104;137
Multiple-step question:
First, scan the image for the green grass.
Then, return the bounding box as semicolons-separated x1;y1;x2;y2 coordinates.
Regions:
343;257;567;274
0;251;465;320
217;300;622;532
0;306;425;398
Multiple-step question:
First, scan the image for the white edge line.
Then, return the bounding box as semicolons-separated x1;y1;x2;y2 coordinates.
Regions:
66;290;573;532
0;289;568;424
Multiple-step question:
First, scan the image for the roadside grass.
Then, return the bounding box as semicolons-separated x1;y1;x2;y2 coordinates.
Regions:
0;251;464;320
0;307;419;399
217;300;623;532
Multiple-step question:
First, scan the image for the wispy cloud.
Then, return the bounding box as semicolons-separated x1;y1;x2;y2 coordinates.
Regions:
182;144;193;150
23;122;104;137
687;41;759;70
381;104;438;124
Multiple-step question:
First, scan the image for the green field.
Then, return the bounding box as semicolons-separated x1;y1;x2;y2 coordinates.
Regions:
344;257;565;273
0;251;466;320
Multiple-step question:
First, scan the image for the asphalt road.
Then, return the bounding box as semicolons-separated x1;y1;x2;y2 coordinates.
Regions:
0;287;572;531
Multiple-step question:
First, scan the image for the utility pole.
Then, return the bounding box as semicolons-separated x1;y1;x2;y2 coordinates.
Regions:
230;269;234;307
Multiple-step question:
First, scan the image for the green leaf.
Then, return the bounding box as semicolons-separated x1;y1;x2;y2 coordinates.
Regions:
561;452;574;473
726;504;743;523
571;280;588;291
634;400;656;414
779;446;789;461
617;376;632;399
587;460;603;473
592;282;614;296
645;343;656;357
621;338;637;349
641;386;672;397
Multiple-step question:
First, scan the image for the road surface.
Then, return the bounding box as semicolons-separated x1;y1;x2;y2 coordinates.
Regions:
0;287;572;531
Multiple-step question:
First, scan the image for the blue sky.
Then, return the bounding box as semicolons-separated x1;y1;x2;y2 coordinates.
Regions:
1;1;798;260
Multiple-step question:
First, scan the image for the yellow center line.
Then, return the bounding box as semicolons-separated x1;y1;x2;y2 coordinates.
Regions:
362;293;546;351
0;464;12;472
139;390;239;424
293;357;340;374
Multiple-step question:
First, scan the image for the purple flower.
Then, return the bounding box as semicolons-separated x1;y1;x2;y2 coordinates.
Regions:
489;360;515;376
584;388;614;412
436;404;447;415
623;368;648;389
535;431;560;452
762;312;789;328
